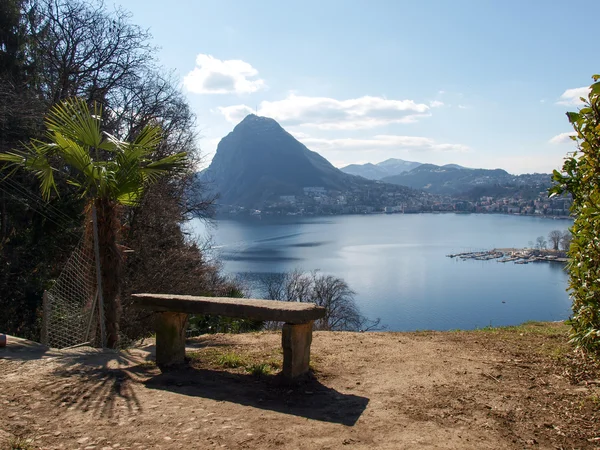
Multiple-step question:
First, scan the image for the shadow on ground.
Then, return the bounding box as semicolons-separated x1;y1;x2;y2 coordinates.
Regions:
0;336;53;361
144;367;369;426
48;365;149;418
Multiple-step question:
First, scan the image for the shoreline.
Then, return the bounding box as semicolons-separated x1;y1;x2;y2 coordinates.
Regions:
216;211;574;222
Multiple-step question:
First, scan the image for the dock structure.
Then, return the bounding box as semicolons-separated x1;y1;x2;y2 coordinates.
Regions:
446;248;568;264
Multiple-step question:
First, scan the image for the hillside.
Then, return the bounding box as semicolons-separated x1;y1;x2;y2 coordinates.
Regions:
341;158;422;180
199;115;417;210
382;164;552;197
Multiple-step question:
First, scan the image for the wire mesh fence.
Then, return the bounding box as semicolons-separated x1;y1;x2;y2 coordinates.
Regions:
42;238;98;349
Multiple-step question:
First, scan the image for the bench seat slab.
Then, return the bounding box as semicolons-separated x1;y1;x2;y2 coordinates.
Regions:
132;293;325;324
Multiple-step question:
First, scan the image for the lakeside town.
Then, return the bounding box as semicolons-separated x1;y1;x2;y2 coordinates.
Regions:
221;184;572;218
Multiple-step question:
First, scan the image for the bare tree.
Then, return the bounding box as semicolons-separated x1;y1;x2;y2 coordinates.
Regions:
548;230;562;251
311;272;361;331
560;230;572;251
258;270;383;331
27;0;154;106
535;235;547;250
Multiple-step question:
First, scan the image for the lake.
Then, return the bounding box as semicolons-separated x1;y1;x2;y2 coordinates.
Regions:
189;213;572;331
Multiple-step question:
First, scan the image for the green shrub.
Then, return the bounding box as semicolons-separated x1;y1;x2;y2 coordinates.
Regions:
551;74;600;353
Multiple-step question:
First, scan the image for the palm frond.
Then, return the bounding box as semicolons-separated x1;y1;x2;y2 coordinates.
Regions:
116;190;143;207
0;147;58;199
141;152;188;183
99;131;124;152
131;125;162;152
45;98;103;149
51;132;94;177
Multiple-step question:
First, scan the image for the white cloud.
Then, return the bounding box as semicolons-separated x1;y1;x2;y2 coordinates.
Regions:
549;132;577;144
297;135;469;153
218;104;255;122
429;100;444;108
183;54;265;94
218;94;431;129
556;86;590;106
288;130;311;139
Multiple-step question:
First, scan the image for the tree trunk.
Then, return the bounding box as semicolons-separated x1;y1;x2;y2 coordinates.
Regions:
90;198;122;348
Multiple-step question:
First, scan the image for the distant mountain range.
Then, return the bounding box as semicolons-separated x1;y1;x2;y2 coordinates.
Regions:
381;164;552;197
341;159;551;198
340;158;422;180
199;114;416;209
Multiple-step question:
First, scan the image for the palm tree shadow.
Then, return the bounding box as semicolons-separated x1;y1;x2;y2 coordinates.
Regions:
144;367;369;426
47;353;154;419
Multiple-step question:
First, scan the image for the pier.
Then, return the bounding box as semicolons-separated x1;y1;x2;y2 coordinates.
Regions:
446;248;568;264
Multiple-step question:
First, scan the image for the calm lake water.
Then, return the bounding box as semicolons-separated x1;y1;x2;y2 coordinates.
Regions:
189;214;572;331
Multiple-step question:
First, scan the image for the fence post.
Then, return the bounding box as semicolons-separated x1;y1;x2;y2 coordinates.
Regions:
41;290;49;346
92;204;106;348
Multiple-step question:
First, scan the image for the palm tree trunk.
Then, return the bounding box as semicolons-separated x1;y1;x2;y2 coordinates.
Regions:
90;197;122;348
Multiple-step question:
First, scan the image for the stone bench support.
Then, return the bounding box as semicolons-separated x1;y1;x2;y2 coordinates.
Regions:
133;294;326;381
155;311;188;368
282;321;313;379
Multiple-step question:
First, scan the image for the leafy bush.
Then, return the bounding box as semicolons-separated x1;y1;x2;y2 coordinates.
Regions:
551;74;600;353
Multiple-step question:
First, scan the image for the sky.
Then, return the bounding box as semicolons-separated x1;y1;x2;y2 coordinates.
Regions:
117;0;598;174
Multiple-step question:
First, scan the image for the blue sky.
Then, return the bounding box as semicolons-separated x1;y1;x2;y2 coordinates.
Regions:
119;0;598;173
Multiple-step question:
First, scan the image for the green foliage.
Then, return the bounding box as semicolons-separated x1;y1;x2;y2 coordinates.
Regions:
185;287;264;335
0;0;216;345
187;314;264;335
0;97;189;348
551;75;600;353
0;98;188;205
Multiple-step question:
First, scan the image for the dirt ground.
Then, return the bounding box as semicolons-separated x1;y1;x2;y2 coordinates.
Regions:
1;322;600;449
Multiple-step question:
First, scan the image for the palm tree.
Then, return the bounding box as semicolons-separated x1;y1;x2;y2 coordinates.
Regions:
0;97;187;348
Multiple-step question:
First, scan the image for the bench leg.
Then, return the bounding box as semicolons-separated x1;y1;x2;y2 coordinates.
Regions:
155;312;188;369
282;321;313;380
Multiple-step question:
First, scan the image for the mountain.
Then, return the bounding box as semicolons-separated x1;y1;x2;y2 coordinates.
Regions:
381;164;552;197
339;163;388;180
377;158;424;174
200;115;416;209
340;158;422;180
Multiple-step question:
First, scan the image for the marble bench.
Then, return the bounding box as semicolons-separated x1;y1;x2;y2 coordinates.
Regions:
131;293;326;380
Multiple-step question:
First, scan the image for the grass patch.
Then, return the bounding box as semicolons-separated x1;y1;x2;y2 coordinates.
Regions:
266;358;281;370
217;352;247;368
246;363;271;377
470;321;572;361
8;436;35;450
188;347;283;376
587;392;600;409
473;321;569;336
